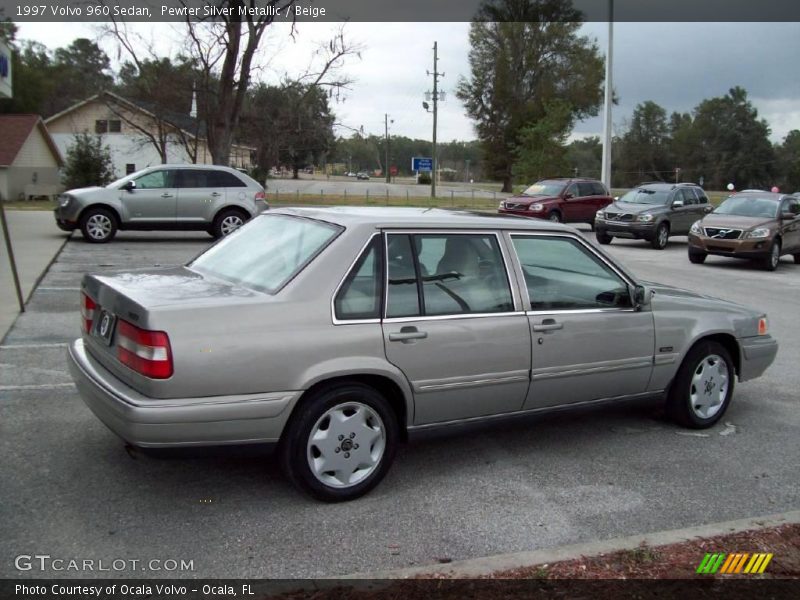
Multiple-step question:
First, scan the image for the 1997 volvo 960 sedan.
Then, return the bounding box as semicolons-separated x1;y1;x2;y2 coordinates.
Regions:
68;208;778;501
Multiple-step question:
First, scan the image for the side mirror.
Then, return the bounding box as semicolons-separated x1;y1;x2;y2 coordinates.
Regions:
672;199;684;208
631;284;653;311
780;212;795;220
563;192;574;200
122;180;136;192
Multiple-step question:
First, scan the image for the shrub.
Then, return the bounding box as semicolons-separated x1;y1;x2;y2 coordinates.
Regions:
62;132;115;189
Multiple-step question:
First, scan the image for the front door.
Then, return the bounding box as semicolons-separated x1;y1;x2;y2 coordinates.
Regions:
508;233;655;410
122;169;177;224
381;232;531;425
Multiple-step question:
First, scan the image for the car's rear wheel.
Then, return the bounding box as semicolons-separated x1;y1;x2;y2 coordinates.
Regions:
79;208;117;243
651;223;669;250
666;341;734;429
280;383;398;502
596;231;613;245
212;208;248;239
688;249;707;264
761;240;781;271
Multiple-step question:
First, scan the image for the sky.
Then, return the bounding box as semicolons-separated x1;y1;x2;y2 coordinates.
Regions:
16;20;800;145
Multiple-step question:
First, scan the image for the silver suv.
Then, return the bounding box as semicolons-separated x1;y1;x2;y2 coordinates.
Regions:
67;208;778;501
54;165;267;243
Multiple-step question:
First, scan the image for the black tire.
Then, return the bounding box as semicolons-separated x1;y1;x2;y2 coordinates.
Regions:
279;383;398;502
688;249;707;264
547;211;562;223
666;341;735;429
588;220;596;232
794;253;800;265
650;222;669;250
596;231;613;245
211;208;248;239
760;239;781;271
79;207;117;243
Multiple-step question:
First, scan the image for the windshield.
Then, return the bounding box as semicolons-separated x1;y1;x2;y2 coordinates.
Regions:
522;181;566;196
189;214;343;293
618;188;671;205
714;196;779;218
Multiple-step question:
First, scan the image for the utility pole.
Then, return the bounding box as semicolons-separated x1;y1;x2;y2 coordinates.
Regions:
428;42;444;199
384;113;391;183
601;0;614;188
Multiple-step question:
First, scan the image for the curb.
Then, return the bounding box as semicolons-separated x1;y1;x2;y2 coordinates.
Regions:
343;510;800;579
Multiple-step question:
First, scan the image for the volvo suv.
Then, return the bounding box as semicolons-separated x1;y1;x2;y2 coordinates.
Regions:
499;178;612;228
595;182;712;249
55;165;267;243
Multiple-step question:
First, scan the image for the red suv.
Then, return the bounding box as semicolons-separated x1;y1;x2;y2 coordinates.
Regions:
498;178;613;229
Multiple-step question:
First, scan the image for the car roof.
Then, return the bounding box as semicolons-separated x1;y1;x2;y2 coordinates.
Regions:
269;206;576;232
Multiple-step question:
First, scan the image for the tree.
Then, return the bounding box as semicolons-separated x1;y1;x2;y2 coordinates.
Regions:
565;136;602;180
616;101;671;185
46;39;114;115
457;0;605;191
0;41;54;115
512;100;572;182
776;130;800;192
62;132;116;189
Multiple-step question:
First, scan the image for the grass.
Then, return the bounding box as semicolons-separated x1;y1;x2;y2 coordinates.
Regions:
2;199;56;211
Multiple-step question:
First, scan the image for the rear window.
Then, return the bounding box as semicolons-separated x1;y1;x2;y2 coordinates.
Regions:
189;215;343;293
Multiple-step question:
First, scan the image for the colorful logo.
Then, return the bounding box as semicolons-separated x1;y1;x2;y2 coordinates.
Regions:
696;552;773;574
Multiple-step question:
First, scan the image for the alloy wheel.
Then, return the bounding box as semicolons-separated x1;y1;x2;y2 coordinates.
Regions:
306;402;386;489
220;215;244;236
86;214;113;241
689;354;729;420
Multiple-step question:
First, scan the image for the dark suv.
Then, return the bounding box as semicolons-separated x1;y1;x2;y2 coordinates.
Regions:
498;178;612;228
595;182;713;249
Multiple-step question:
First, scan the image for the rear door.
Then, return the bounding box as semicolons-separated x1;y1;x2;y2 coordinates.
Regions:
121;169;178;224
507;233;655;410
381;231;531;424
780;197;800;252
176;169;222;224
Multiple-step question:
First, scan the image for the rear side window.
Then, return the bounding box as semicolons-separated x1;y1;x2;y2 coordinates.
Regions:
681;188;697;205
190;215;342;293
211;171;247;188
335;236;383;321
592;182;608;196
385;233;514;317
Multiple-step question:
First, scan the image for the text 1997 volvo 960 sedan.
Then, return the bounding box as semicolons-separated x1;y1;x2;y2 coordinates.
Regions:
68;208;778;501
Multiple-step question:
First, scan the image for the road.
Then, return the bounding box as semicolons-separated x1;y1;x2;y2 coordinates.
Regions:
1;223;798;579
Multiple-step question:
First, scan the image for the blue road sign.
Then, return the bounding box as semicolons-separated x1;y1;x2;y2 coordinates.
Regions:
412;157;433;172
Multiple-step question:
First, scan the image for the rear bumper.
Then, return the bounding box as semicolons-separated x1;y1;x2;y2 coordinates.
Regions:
68;339;302;448
739;335;779;382
596;220;657;240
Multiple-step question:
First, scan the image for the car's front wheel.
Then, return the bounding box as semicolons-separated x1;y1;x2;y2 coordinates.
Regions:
666;341;734;429
79;207;117;243
688;249;707;264
280;383;398;502
760;239;781;271
651;222;669;250
547;211;562;223
596;231;613;245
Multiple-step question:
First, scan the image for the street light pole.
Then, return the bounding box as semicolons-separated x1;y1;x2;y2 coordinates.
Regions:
428;41;443;199
601;0;614;188
385;113;391;183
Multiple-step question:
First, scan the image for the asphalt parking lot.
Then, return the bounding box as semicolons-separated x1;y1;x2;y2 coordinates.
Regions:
1;224;799;579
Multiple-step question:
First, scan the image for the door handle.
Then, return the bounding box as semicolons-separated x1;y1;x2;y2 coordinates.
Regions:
388;326;428;342
532;320;563;333
211;192;222;197
161;193;173;198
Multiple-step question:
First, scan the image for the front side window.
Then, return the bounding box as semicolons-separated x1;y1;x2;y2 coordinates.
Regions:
134;170;175;189
385;233;514;318
680;188;697;205
781;198;800;215
335;236;383;320
190;215;342;293
512;236;632;311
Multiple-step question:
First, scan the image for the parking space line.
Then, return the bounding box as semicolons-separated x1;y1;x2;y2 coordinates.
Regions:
0;342;69;350
0;382;75;391
36;287;81;291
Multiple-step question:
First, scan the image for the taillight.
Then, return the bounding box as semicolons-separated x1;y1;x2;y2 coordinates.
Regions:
116;320;173;379
758;317;768;336
255;191;266;201
81;292;96;333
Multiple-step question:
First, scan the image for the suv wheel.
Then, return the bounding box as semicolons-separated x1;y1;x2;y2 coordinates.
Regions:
547;211;562;223
761;240;781;271
280;383;398;502
595;231;613;245
794;253;800;264
667;341;734;429
688;249;707;264
651;222;669;250
212;208;248;239
79;208;117;243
